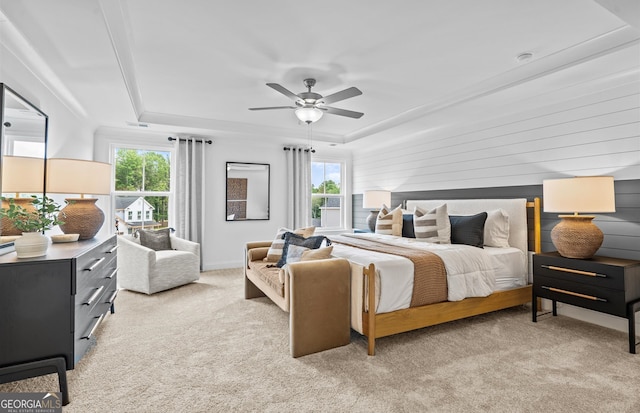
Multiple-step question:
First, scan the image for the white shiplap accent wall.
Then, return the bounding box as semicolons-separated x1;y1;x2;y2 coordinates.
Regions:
353;79;640;193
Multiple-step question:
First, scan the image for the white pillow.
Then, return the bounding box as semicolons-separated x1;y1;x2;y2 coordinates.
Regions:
375;204;403;236
484;209;510;248
413;204;450;244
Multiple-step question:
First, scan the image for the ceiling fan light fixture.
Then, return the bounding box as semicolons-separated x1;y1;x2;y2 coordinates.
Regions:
295;107;323;124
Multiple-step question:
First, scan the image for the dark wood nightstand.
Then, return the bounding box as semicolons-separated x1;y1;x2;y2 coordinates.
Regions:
532;252;640;354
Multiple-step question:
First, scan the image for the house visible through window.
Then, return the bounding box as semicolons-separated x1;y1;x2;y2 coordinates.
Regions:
311;161;344;229
113;147;172;235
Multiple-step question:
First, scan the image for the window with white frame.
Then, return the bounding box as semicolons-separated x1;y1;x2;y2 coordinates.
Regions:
311;161;344;229
113;146;172;235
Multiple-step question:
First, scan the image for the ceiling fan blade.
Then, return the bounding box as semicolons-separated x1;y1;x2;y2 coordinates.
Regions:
266;83;302;102
248;106;296;111
320;106;364;119
317;87;362;105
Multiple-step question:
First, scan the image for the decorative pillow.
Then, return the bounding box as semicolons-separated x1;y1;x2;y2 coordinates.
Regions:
484;209;510;248
413;204;450;244
276;232;331;268
375;204;403;236
138;228;172;251
449;212;488;248
300;245;334;261
402;214;415;238
265;226;315;262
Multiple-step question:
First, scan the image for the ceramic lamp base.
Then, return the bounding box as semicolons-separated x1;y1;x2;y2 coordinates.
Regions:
551;215;603;259
59;198;105;240
366;210;379;232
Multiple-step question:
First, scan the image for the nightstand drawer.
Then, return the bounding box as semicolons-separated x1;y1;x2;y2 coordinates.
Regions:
534;274;626;317
535;254;626;290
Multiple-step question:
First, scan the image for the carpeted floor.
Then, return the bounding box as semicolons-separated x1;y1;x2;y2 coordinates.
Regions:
2;268;639;412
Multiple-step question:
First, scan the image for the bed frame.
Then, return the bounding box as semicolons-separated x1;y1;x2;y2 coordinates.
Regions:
360;198;541;355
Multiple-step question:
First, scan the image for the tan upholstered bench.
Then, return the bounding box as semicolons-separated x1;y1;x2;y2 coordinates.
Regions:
244;241;351;357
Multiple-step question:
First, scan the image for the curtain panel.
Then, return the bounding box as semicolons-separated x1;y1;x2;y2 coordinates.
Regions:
173;137;206;266
284;146;311;229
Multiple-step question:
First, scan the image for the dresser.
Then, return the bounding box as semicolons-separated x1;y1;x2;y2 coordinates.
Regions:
532;252;640;354
0;235;118;404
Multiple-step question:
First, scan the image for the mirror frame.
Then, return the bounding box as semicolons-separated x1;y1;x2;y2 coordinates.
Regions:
225;162;270;221
0;83;49;197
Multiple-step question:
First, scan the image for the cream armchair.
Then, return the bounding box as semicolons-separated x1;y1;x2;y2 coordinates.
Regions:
117;234;200;294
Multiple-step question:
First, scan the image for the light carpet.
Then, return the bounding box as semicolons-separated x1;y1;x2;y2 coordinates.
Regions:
1;268;639;412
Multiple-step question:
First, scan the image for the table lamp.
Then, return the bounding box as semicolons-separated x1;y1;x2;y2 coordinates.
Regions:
1;155;45;236
542;176;615;259
46;158;111;240
362;190;391;232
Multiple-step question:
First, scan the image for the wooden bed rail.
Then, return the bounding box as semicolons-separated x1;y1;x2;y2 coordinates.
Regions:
362;197;541;356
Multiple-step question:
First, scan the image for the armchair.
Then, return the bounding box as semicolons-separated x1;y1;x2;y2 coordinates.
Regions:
117;234;200;294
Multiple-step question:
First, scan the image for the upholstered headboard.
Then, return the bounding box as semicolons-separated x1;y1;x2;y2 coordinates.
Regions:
405;199;529;254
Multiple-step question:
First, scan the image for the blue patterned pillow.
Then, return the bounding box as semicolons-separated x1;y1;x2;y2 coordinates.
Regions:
276;232;331;268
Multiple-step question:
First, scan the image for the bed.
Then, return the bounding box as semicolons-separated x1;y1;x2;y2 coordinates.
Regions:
331;198;541;355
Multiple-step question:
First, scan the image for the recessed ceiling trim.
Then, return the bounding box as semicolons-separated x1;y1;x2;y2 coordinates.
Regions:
99;0;145;119
343;25;640;144
138;111;344;144
0;10;87;119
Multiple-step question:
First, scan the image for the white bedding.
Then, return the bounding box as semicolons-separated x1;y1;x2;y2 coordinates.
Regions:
331;233;527;314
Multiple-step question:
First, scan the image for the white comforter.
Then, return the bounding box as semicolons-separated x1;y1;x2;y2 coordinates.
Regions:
331;233;496;313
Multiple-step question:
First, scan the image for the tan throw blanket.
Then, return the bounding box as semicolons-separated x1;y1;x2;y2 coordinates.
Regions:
331;235;448;307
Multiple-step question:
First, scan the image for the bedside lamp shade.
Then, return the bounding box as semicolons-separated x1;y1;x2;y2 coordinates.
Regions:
363;190;391;232
1;155;45;194
1;156;45;236
46;158;111;240
543;176;615;259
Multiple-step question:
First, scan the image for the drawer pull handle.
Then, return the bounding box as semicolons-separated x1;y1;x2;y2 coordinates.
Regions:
542;265;606;278
106;290;118;305
107;245;118;254
84;286;105;306
541;286;607;302
85;257;106;271
82;314;104;340
105;268;118;279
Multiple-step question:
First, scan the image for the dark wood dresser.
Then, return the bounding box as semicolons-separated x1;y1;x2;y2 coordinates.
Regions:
0;235;118;404
532;251;640;354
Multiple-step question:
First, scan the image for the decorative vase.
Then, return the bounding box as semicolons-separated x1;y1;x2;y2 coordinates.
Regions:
59;198;105;240
14;232;49;258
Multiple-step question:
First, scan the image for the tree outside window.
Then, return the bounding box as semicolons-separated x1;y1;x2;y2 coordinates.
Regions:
113;147;172;234
311;161;343;229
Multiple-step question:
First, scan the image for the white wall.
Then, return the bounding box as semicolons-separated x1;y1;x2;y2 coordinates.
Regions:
94;129;352;270
352;76;640;193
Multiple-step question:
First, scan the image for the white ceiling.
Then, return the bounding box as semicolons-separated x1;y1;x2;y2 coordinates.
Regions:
1;0;639;149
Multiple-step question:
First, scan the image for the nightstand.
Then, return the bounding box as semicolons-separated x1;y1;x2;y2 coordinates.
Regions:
532;252;640;354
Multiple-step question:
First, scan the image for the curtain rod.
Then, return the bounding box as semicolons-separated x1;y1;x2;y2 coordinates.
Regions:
283;146;315;153
168;137;213;144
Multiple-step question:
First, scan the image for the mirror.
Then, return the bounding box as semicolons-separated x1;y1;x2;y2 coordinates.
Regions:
226;162;269;221
1;83;49;237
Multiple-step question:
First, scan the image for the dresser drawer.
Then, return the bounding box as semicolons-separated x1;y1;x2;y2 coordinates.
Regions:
534;274;626;317
534;254;626;290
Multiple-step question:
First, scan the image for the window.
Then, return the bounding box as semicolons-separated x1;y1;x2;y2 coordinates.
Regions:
311;161;344;229
113;147;172;235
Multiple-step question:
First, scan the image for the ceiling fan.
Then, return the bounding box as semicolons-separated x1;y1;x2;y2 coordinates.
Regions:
249;78;363;124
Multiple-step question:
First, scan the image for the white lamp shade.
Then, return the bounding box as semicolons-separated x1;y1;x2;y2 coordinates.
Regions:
543;176;615;213
295;107;323;124
363;190;391;209
1;155;45;193
46;158;111;195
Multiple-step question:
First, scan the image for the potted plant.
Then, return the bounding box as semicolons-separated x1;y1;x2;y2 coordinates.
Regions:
0;196;65;258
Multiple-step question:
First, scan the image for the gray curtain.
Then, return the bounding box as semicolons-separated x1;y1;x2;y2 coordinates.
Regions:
284;146;311;228
173;137;206;257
